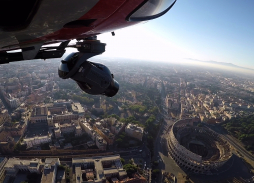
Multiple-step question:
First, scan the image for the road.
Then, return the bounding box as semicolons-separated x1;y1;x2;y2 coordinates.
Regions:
206;124;254;161
150;87;186;182
152;97;186;182
224;134;254;161
142;140;152;183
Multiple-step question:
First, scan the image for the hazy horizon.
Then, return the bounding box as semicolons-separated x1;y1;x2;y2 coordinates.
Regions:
96;0;254;70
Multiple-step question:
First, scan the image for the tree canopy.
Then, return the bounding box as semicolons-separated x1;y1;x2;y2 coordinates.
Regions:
222;115;254;151
123;163;137;176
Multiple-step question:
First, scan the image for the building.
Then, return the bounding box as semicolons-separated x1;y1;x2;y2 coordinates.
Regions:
79;120;107;150
41;158;60;183
53;100;72;108
0;157;7;183
75;125;83;136
93;124;115;145
124;173;147;183
30;105;79;125
111;121;125;135
48;106;68;115
7;98;20;109
8;122;26;136
63;143;73;149
30;106;48;123
23;135;52;148
54;123;61;138
59;123;76;134
167;119;232;175
72;155;127;183
125;123;144;141
47;115;54;127
53;113;79;124
72;102;85;115
107;117;117;126
0;110;10;127
4;158;42;177
95;135;107;150
0;132;15;154
80;121;94;137
87;141;95;147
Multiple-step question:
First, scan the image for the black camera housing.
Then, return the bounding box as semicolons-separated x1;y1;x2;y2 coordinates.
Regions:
58;52;119;97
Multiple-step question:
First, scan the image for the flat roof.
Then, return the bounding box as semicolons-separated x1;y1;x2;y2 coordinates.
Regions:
41;166;55;183
41;158;59;183
72;103;85;113
32;106;48;116
5;158;41;168
104;168;118;175
72;155;125;182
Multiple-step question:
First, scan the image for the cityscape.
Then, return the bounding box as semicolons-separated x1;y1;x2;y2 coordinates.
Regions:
0;57;253;183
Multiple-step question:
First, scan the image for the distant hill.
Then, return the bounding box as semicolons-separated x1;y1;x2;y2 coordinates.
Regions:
186;58;254;71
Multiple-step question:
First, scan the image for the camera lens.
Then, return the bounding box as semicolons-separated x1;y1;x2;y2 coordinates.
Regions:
104;79;119;97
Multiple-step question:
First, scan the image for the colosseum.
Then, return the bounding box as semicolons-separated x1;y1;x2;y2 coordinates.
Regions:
167;119;232;175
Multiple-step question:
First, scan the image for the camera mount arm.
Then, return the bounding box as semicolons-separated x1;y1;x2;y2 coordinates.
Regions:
58;38;119;97
59;39;106;79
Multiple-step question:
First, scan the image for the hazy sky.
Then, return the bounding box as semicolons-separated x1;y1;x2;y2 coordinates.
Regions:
97;0;254;69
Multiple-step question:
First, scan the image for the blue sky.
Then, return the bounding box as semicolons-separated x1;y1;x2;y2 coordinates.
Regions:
97;0;254;69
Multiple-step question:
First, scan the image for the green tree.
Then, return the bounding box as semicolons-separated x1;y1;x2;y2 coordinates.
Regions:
58;165;65;170
108;114;120;120
152;169;160;178
153;161;159;166
152;169;160;174
123;164;137;176
14;143;27;153
128;159;134;165
197;123;203;127
120;158;125;165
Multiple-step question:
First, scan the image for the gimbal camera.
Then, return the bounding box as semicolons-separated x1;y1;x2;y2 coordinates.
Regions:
58;38;119;97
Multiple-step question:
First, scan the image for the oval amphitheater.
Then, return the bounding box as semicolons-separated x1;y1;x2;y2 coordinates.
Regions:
167;119;232;175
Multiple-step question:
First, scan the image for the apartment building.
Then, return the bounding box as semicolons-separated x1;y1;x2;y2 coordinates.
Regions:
93;124;115;145
24;135;52;148
41;158;60;183
72;155;127;183
95;135;107;151
30;106;48;123
125;123;144;141
4;158;42;176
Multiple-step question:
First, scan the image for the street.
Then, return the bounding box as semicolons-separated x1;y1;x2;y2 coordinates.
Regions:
207;124;254;162
151;95;187;182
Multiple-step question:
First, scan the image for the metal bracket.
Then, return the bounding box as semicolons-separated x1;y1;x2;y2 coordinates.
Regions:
0;41;70;64
0;50;65;64
61;52;100;79
22;42;44;60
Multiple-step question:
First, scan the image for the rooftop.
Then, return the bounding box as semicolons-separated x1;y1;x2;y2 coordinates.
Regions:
72;155;126;182
126;123;144;133
5;158;41;169
72;103;85;114
31;106;48;116
41;158;59;183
